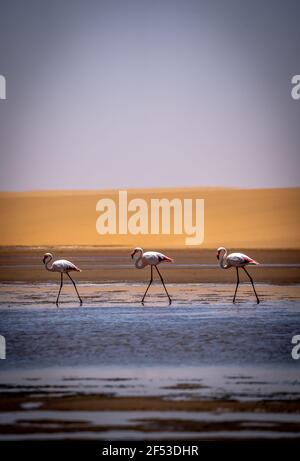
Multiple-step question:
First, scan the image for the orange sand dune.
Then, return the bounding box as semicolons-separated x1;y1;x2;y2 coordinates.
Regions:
0;188;299;248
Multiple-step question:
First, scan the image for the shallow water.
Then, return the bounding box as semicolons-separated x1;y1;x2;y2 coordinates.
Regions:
0;283;299;369
1;365;300;402
0;282;299;440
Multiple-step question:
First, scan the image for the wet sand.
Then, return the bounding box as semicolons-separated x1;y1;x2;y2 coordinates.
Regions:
1;397;300;440
1;368;300;440
0;248;299;283
1;281;300;306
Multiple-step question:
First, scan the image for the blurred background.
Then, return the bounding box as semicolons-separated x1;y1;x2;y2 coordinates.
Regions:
0;0;299;191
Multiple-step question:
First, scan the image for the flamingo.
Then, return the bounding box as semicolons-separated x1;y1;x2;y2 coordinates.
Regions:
217;247;260;304
131;247;173;305
42;253;82;306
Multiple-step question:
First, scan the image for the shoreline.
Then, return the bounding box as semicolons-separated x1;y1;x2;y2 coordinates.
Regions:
0;248;299;283
1;282;299;306
1;393;300;413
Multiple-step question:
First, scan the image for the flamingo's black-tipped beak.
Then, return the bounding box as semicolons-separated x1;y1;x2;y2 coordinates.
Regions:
42;256;46;264
131;251;135;259
216;252;219;260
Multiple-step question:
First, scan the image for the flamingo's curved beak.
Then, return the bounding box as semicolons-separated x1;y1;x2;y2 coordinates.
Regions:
42;255;46;264
131;251;135;259
216;252;219;260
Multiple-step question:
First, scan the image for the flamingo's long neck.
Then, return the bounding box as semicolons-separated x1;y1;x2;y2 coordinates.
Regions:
220;249;229;269
134;251;144;269
45;257;54;272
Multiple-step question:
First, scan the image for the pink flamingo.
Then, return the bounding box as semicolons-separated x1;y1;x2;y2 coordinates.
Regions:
42;253;82;305
131;247;174;305
217;247;260;304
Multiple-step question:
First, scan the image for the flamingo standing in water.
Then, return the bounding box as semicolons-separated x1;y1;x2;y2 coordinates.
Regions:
42;253;82;306
131;247;173;305
217;247;260;304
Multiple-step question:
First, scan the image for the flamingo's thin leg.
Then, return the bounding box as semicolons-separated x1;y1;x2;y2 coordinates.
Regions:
56;273;63;306
243;267;260;304
233;267;239;303
141;266;153;305
67;272;83;304
155;266;172;305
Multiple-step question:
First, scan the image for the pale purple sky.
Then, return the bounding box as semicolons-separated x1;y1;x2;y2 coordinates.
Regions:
0;0;299;190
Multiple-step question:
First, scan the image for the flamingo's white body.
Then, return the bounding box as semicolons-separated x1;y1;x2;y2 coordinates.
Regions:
132;250;173;269
43;253;82;305
217;247;260;304
131;247;173;304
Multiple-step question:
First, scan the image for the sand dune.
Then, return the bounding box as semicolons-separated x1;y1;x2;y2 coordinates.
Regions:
0;188;299;248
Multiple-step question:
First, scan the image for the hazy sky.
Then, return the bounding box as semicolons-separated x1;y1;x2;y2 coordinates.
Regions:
0;0;299;190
